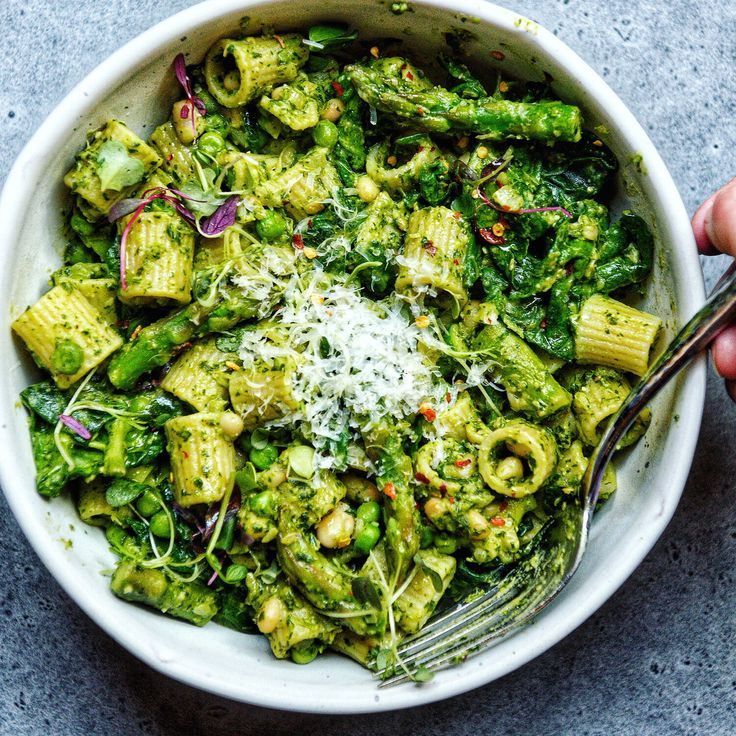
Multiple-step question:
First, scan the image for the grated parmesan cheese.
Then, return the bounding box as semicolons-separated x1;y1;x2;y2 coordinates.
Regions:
238;271;439;466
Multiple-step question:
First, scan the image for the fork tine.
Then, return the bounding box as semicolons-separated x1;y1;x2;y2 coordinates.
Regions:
375;529;577;686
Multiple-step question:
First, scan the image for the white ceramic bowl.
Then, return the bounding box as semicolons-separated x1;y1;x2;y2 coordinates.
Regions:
0;0;705;714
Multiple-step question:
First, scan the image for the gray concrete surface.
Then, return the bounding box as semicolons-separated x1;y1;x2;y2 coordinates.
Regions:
0;1;734;734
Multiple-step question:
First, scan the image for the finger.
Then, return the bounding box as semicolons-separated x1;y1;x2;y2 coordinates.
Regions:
711;324;736;380
706;179;736;257
692;190;721;255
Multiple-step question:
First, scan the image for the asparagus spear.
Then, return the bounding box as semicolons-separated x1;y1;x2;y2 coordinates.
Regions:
110;560;218;626
345;59;582;142
365;426;421;587
277;516;386;637
108;263;280;390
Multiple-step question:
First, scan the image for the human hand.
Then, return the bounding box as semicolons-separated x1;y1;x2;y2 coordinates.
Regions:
691;177;736;399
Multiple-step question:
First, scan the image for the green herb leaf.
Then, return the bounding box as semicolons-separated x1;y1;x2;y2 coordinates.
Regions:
413;665;435;683
351;576;383;609
105;478;148;508
223;564;249;583
97;141;145;192
307;24;358;51
259;561;281;585
413;553;444;593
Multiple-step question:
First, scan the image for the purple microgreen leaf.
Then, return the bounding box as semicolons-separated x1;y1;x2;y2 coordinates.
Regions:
108;197;146;223
207;568;219;586
198;195;240;236
174;53;194;99
174;53;206;139
59;414;92;440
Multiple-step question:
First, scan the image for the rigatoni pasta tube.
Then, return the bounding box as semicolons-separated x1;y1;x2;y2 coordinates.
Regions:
395;206;470;308
63;120;161;219
229;360;300;430
160;338;232;412
165;412;236;507
118;210;195;305
477;420;557;498
12;284;123;389
149;122;197;184
574;294;662;376
204;35;308;108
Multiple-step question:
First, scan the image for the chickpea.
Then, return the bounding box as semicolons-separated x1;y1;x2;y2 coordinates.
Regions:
172;100;205;145
316;503;355;549
496;456;524;481
219;412;244;439
257;596;287;634
424;497;451;523
342;475;379;504
356;175;380;203
223;70;241;91
465;509;490;540
321;97;346;122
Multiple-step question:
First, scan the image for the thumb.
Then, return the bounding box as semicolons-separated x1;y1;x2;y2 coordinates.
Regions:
704;179;736;257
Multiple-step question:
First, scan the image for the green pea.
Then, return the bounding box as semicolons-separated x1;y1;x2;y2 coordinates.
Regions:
105;524;128;548
255;211;286;242
149;510;172;538
135;490;160;518
249;443;279;470
250;490;275;517
291;640;320;665
356;501;381;525
312;119;339;148
50;338;84;375
434;534;458;555
354;522;381;555
198;131;226;156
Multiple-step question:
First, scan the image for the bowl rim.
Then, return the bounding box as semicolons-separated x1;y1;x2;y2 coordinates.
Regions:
0;0;706;714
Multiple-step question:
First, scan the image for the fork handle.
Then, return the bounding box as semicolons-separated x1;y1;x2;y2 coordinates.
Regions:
583;261;736;509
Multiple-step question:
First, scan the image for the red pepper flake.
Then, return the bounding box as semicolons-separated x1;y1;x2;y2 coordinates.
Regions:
496;180;505;189
454;458;472;468
491;517;506;527
273;34;285;48
415;472;430;484
452;211;462;220
445;391;452;403
383;482;397;500
419;403;437;422
292;233;304;250
416;107;425;116
424;240;437;256
439;483;448;495
417;145;424;152
448;496;455;505
166;153;174;162
499;500;509;512
406;71;414;81
479;228;505;245
453;258;459;265
490;50;506;61
182;451;190;459
540;318;548;329
331;80;344;97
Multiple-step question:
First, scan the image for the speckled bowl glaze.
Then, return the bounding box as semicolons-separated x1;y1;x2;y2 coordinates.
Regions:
0;0;705;714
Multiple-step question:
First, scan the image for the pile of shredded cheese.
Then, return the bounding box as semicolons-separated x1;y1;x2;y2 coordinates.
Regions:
238;272;439;464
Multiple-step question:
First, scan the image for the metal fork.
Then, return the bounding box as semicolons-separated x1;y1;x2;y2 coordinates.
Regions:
378;263;736;687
